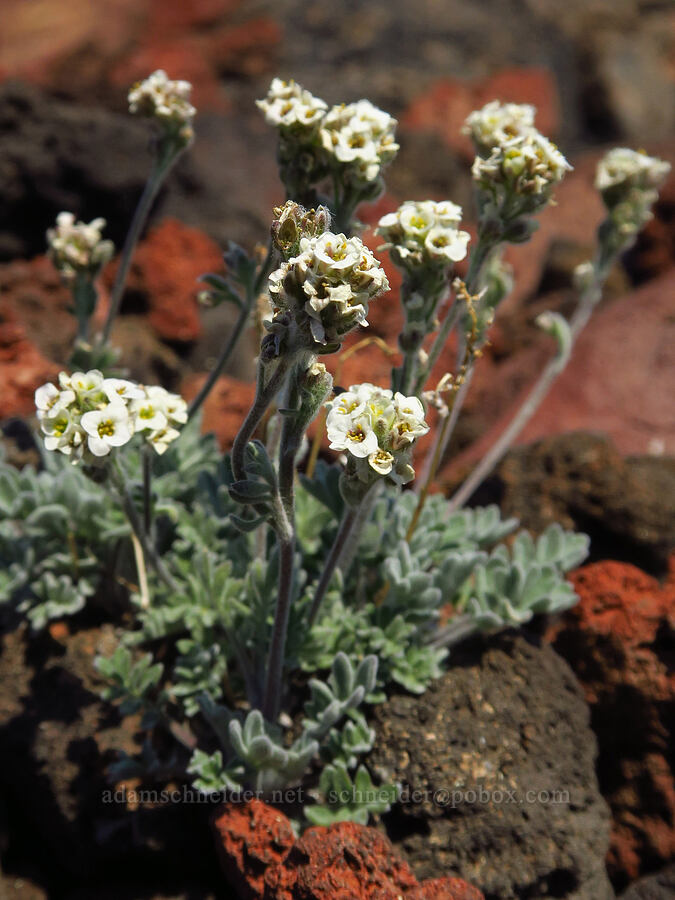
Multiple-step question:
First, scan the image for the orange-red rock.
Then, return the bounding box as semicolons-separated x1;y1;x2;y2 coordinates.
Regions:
213;801;485;900
546;559;675;887
117;218;223;343
0;0;280;110
0;304;58;419
213;799;295;900
402;68;560;159
181;373;256;450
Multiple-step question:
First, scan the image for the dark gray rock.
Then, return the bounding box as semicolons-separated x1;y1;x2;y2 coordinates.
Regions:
369;632;614;899
619;865;675;900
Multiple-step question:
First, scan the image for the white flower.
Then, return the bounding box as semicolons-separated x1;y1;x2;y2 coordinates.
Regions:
34;383;75;420
146;425;181;455
268;231;389;346
463;100;536;154
377;200;470;268
320;99;399;183
128;70;196;143
102;378;145;404
80;403;133;457
325;383;429;483
46;212;114;281
595;148;671;193
35;370;186;465
256;78;327;129
472;131;572;197
129;396;168;432
424;226;471;263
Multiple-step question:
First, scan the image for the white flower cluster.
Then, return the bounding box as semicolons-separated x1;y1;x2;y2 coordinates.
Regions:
319;99;399;184
255;78;327;129
46;212;114;282
595;148;670;194
257;79;398;184
463;100;536;155
128;70;196;144
35;370;187;463
268;231;389;345
376;200;470;266
326;383;429;484
472;130;572;198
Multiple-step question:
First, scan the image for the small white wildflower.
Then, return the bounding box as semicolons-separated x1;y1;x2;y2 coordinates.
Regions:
46;212;114;282
463;100;536;154
472;131;572;199
102;378;145;404
268;231;389;346
595;148;671;194
377;200;470;268
320;99;399;183
256;78;327;129
80;403;133;458
325;383;429;484
34;370;186;464
128;70;196;144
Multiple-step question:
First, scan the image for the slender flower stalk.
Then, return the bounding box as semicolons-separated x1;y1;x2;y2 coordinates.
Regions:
307;506;358;627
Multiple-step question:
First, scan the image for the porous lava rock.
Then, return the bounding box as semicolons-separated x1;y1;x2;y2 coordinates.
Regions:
618;863;675;900
213;802;485;900
107;218;223;343
213;799;296;900
0;302;58;419
546;561;675;890
458;432;675;577
368;632;614;899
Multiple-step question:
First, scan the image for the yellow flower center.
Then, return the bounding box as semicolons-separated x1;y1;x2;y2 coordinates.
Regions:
98;420;115;438
347;426;366;443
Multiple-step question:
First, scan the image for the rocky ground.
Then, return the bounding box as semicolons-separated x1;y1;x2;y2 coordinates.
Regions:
0;0;674;897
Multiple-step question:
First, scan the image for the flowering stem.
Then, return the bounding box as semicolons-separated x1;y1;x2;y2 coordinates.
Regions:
231;356;292;482
187;303;251;420
142;445;154;538
99;148;179;347
188;241;276;421
72;273;97;344
262;381;299;722
307;506;358;627
446;267;605;513
110;458;177;592
414;301;460;395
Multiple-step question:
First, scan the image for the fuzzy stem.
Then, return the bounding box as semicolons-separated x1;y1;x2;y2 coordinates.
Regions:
99;147;179;347
414;301;460;395
446;270;604;513
142;446;153;538
110;459;177;592
428;614;478;649
231;356;291;482
261;389;299;722
307;506;358;627
188;303;251;420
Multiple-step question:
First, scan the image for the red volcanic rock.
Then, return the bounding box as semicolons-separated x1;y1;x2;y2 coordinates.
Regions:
545;560;675;887
0;0;280;109
118;218;223;343
265;820;419;900
441;265;675;490
213;801;484;900
402;67;559;159
408;877;484;900
213;799;296;900
181;373;255;449
0;304;58;419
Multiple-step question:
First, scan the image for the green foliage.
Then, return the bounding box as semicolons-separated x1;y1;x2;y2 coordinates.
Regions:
304;764;398;826
95;646;164;727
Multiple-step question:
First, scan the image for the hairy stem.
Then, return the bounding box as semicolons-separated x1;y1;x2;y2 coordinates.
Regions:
307;506;358;628
231;356;291;482
446;270;605;513
188;303;251;420
99;150;178;347
110;459;177;592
